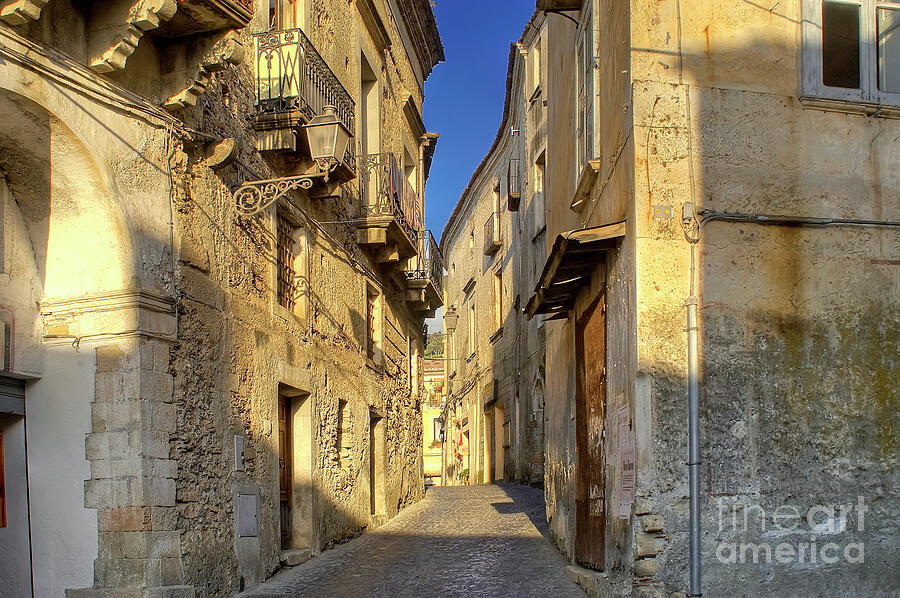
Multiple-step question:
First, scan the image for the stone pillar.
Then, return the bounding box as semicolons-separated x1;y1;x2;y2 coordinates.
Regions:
51;291;191;598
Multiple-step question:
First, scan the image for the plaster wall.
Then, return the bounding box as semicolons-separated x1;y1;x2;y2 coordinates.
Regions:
628;1;900;595
26;347;98;598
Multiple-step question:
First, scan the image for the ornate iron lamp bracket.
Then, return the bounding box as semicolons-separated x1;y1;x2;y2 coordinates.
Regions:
232;161;337;216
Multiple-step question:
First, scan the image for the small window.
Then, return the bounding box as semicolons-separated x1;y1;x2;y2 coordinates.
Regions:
823;1;862;88
433;418;443;444
468;301;476;356
878;6;900;92
575;5;595;173
276;216;297;311
526;42;543;99
270;0;305;29
535;151;546;194
507;157;521;211
803;0;900;105
493;269;503;332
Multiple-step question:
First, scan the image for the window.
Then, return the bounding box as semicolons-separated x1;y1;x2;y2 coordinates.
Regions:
535;151;546;194
468;301;476;356
366;287;379;362
484;181;503;255
493;269;503;332
433;418;443;444
277;215;297;312
526;42;542;99
360;54;380;155
404;148;417;193
269;0;305;29
507;157;521;211
0;429;5;528
803;0;900;104
575;4;595;172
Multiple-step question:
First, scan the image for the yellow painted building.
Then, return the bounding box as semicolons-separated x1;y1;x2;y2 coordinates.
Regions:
422;358;445;485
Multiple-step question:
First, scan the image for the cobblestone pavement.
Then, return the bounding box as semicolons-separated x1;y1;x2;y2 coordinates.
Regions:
240;483;585;598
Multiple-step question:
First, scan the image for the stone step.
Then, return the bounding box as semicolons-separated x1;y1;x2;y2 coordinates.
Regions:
280;549;313;567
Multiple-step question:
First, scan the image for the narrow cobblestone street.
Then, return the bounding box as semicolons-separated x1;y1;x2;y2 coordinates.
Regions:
240;484;585;597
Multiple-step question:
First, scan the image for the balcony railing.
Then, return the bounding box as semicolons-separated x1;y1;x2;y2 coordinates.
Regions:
253;27;355;164
407;230;444;297
358;152;422;246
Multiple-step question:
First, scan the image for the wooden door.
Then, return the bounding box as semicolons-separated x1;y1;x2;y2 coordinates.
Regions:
575;291;607;569
369;417;376;515
278;394;292;550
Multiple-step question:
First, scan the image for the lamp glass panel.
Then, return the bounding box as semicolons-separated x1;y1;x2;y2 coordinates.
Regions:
306;124;336;160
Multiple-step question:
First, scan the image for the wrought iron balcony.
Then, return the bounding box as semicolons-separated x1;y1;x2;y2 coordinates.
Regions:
356;152;421;260
253;26;355;171
405;230;444;313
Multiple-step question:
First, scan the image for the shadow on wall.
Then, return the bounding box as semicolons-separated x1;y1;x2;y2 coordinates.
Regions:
635;21;899;597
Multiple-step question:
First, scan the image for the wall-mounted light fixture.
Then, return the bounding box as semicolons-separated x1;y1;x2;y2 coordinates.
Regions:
232;105;353;216
444;308;459;333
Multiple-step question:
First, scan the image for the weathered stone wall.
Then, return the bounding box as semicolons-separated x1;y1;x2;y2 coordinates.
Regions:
629;1;900;595
0;0;437;595
165;1;433;594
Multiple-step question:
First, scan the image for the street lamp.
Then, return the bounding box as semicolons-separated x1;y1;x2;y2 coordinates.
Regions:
444;309;459;333
232;105;355;216
304;105;352;179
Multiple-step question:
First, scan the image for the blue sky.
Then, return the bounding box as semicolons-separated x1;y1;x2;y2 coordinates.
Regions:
422;0;536;241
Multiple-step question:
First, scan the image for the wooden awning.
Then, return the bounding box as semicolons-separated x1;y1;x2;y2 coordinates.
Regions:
524;221;625;320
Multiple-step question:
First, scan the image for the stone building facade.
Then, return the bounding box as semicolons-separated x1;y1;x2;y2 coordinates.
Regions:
527;1;899;597
0;0;443;596
439;31;548;489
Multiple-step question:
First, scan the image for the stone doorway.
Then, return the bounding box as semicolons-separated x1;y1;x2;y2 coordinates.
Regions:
278;385;314;554
369;412;386;520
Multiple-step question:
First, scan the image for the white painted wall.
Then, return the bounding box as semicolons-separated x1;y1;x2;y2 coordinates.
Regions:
26;345;97;598
0;413;32;597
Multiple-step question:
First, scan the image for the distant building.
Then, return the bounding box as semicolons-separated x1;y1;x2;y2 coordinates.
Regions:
422;358;445;486
439;21;548;489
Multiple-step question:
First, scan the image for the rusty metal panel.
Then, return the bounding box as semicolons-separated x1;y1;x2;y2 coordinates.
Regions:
575;291;607;570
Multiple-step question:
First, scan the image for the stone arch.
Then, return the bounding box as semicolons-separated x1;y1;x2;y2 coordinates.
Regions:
0;87;134;303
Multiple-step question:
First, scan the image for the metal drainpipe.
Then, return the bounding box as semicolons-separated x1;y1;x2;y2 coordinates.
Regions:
686;290;701;597
682;204;702;597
